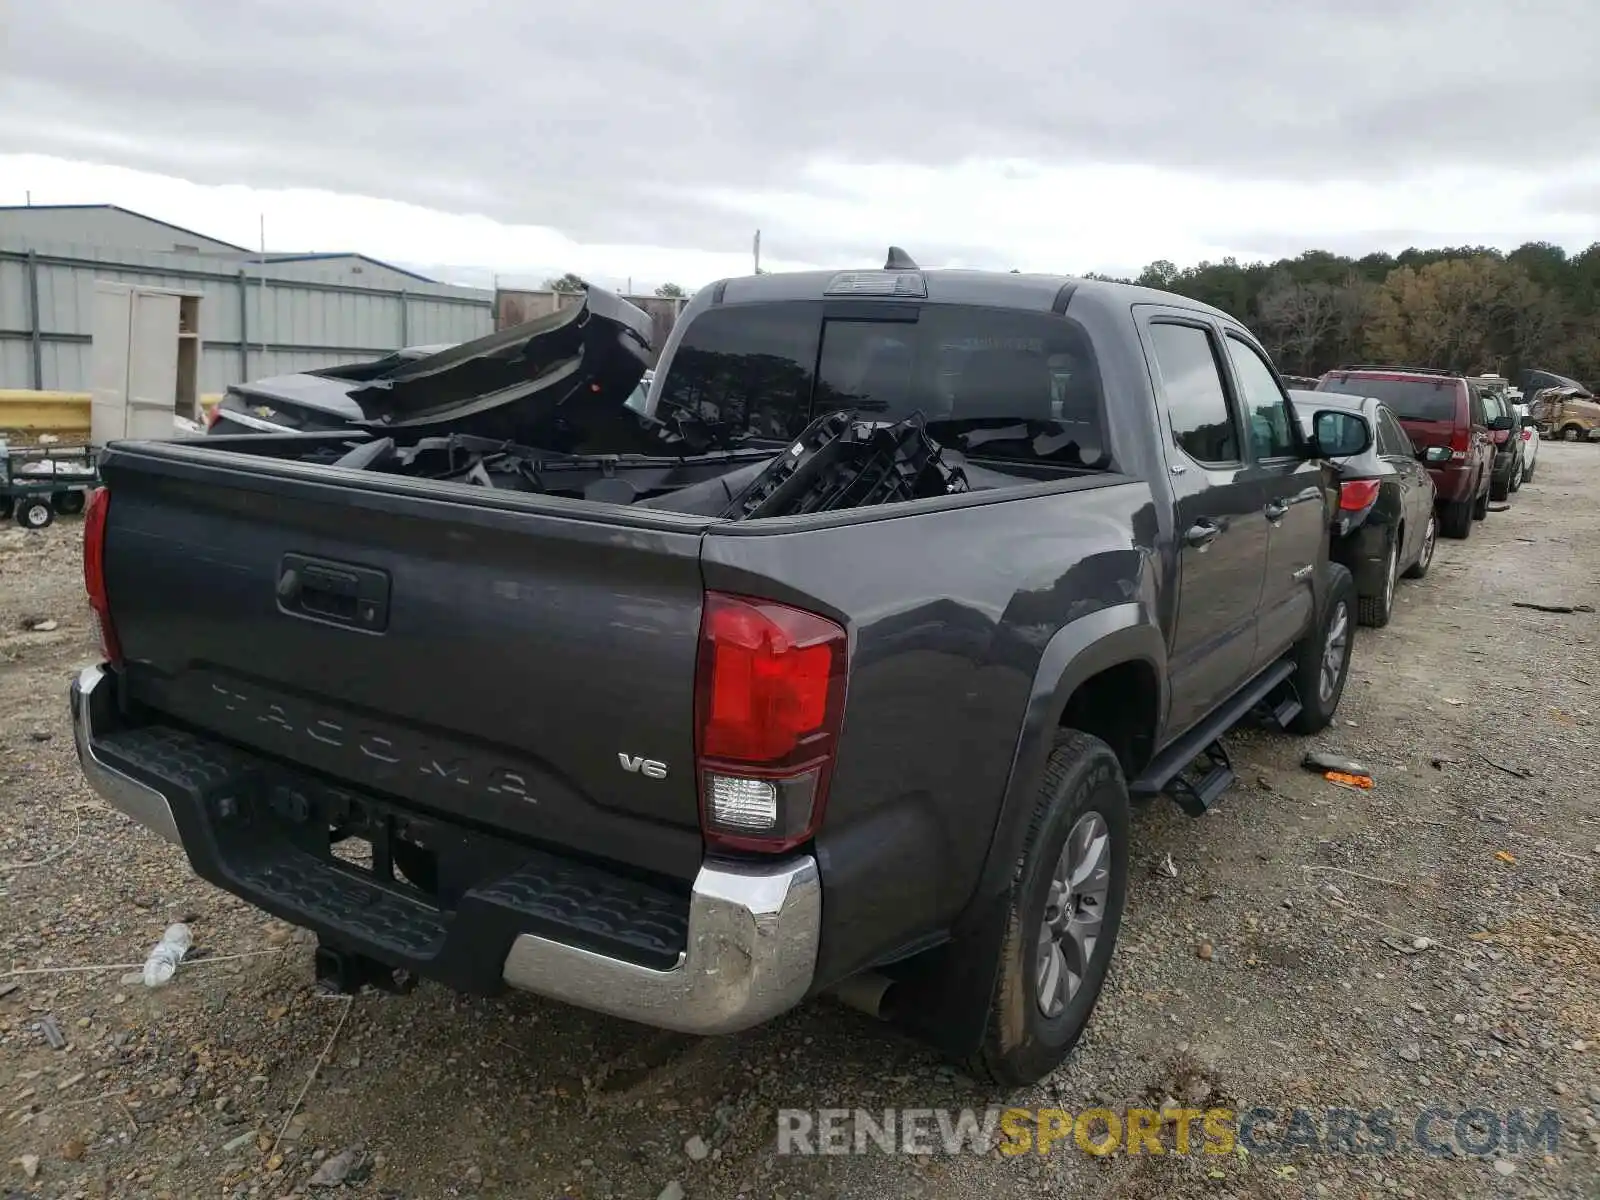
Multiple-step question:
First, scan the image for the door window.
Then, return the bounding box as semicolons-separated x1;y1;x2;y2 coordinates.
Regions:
1224;335;1299;460
1148;323;1240;465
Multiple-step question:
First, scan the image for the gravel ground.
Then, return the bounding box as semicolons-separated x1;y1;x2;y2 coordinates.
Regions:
2;445;1598;1200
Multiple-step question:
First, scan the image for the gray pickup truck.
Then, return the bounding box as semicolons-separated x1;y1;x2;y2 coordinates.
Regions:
71;255;1368;1085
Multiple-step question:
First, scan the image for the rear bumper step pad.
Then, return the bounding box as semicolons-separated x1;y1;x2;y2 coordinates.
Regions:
71;665;820;1034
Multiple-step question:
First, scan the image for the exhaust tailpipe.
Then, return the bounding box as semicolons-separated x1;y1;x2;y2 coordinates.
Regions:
828;972;896;1020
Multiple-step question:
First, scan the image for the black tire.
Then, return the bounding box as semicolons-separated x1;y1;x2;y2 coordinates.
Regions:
1403;511;1436;580
1489;472;1510;503
1562;425;1582;442
1521;456;1536;483
1472;480;1489;521
968;729;1130;1088
1357;531;1398;628
1438;500;1473;540
1286;562;1355;735
52;490;85;515
15;499;53;530
0;497;12;521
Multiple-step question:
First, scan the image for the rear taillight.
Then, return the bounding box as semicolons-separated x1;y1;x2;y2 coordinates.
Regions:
82;487;122;666
694;592;848;853
1520;427;1534;442
1339;479;1381;512
204;404;221;429
1448;424;1470;460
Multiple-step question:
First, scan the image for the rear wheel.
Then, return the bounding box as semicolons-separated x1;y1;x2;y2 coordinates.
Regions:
1563;424;1582;442
1472;479;1490;520
1287;562;1355;735
969;729;1129;1087
1403;512;1436;580
0;497;12;521
1357;532;1398;628
52;490;85;515
15;499;53;529
1439;499;1473;540
1508;454;1524;493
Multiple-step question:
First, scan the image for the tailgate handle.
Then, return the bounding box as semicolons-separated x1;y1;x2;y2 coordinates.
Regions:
277;554;390;633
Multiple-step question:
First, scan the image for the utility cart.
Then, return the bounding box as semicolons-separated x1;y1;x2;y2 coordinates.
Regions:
0;442;100;529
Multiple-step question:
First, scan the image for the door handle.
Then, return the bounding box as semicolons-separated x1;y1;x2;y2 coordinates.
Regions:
1263;499;1289;522
1185;519;1221;549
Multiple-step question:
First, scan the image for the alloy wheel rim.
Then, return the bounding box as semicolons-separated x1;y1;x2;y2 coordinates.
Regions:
1036;811;1111;1018
1319;600;1349;704
1384;540;1398;612
1421;517;1436;568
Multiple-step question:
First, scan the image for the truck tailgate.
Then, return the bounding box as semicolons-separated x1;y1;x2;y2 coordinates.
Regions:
97;444;709;883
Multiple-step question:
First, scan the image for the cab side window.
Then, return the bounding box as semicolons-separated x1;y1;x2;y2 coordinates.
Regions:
1147;322;1240;465
1224;335;1299;460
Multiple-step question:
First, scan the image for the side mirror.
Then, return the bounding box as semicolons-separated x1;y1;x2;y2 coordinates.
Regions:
1311;409;1372;458
1422;446;1452;464
1487;414;1514;432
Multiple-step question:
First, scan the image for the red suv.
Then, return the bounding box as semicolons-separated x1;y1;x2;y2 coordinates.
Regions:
1315;367;1497;539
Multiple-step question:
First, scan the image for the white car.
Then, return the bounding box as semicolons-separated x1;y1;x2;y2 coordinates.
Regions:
1512;395;1540;486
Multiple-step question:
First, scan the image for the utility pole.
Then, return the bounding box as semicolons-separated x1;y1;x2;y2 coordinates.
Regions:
258;214;267;362
753;229;762;275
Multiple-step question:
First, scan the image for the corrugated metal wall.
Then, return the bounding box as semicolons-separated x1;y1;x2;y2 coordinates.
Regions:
0;237;494;392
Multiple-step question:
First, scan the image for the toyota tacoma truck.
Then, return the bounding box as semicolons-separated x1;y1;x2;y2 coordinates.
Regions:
70;254;1366;1086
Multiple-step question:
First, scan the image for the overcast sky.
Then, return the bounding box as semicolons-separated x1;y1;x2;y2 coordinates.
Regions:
3;0;1598;292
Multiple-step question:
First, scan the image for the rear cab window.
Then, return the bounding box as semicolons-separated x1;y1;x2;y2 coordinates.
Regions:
1319;375;1461;424
654;301;1108;473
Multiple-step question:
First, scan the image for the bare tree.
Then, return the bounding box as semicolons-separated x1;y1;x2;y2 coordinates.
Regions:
1256;279;1342;373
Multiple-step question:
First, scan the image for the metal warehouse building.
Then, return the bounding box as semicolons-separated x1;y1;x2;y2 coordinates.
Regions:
0;204;495;393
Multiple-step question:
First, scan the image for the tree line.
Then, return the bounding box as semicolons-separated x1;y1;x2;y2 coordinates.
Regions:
541;241;1600;386
542;273;686;299
1085;242;1600;385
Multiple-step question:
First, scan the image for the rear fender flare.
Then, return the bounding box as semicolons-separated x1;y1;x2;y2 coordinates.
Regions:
971;605;1167;905
893;605;1166;1059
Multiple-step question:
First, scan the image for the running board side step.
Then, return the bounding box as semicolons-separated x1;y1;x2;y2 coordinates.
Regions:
1131;659;1297;815
1254;688;1302;730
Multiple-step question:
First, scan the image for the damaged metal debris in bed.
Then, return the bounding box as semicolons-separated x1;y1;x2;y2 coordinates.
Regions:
207;276;984;520
324;409;968;519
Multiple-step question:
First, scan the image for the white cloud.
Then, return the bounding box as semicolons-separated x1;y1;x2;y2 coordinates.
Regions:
0;154;813;293
6;152;1598;299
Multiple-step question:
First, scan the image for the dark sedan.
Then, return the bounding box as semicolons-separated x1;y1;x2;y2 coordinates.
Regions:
1290;389;1437;628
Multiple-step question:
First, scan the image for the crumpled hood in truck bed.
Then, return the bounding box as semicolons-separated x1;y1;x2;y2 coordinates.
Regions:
220;288;654;446
346;287;654;445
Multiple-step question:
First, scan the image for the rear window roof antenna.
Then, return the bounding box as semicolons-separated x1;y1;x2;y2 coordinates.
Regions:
884;246;919;270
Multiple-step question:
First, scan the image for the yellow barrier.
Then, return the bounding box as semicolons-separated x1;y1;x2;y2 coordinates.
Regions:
0;391;222;440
